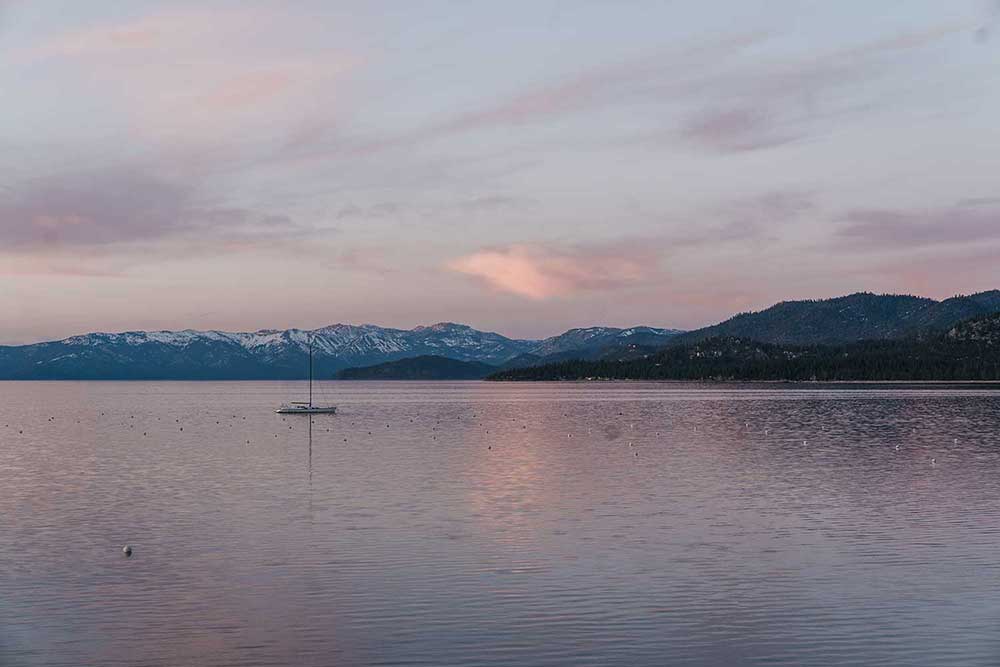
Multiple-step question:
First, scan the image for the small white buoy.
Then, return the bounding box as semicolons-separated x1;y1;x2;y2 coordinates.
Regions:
122;545;133;557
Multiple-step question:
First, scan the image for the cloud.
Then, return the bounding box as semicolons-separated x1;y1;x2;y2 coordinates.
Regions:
332;195;531;222
16;7;354;144
0;168;193;248
198;69;296;112
335;202;400;220
636;189;815;250
399;24;957;161
957;196;1000;207
269;21;960;166
457;195;529;212
680;107;799;152
274;32;769;163
976;0;1000;42
23;9;232;59
447;242;658;300
704;190;816;242
444;190;814;302
671;24;965;154
737;190;816;221
333;246;401;276
0;165;317;252
836;201;1000;248
430;31;766;131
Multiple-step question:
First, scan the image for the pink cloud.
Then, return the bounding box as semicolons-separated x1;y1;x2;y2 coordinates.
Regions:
447;243;656;300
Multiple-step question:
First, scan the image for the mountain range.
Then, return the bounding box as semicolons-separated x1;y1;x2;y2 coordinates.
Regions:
0;323;681;380
3;290;999;380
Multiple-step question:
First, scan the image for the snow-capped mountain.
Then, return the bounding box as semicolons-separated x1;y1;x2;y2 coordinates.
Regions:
528;326;683;357
0;323;682;379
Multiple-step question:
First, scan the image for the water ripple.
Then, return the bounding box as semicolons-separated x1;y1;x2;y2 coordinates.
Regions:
2;381;1000;666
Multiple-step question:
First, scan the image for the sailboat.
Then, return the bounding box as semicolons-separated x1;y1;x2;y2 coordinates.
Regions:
276;335;337;414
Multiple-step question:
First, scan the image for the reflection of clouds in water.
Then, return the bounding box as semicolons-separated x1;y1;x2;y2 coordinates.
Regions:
461;401;619;547
7;382;1000;666
465;421;549;545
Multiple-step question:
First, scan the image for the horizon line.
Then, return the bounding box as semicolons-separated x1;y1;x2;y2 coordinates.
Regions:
6;287;997;347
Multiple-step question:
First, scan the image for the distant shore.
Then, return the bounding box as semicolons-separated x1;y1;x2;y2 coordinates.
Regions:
485;378;1000;386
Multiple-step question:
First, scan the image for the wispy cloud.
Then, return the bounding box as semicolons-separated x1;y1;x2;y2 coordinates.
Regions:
0;167;193;248
0;165;320;251
274;32;769;162
836;200;1000;248
446;190;815;301
16;7;354;145
680;107;799;153
333;246;402;276
976;0;1000;42
447;242;659;300
283;22;962;164
674;190;816;247
666;24;966;153
333;195;530;221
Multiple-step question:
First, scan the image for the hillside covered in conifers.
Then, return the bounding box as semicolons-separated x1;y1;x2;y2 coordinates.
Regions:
488;313;1000;382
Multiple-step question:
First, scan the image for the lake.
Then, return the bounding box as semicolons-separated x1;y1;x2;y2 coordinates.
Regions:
3;381;1000;666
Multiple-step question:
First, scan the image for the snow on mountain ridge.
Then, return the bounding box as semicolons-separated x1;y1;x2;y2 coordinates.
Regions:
3;322;684;379
44;323;683;366
527;326;682;356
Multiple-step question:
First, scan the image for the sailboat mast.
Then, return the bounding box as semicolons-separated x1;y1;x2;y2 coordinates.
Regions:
308;335;313;408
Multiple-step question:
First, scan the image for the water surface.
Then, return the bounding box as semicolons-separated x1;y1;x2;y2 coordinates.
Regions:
3;381;1000;666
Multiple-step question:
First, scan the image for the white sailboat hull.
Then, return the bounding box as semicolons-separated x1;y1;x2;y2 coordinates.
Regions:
276;405;337;414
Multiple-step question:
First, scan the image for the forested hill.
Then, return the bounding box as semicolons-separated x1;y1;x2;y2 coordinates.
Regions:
668;291;1000;347
489;313;1000;382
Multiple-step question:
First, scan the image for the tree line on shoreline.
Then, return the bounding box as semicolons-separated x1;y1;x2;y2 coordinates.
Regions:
487;315;1000;382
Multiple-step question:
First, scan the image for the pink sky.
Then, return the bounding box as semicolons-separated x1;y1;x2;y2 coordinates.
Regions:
2;1;1000;343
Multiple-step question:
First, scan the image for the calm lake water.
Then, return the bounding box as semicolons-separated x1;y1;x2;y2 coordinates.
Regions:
3;381;1000;666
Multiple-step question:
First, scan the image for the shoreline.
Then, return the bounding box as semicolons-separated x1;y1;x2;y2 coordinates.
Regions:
3;378;1000;386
